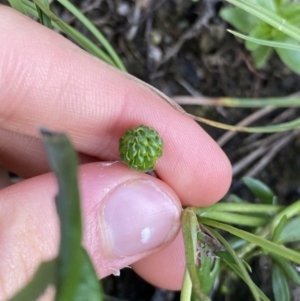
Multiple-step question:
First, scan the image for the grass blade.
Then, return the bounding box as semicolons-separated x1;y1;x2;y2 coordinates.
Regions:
225;0;300;43
207;227;261;301
56;0;126;71
41;129;82;300
226;262;271;301
243;177;275;204
272;262;290;301
188;113;300;133
7;0;27;15
7;260;56;301
228;29;300;51
194;203;283;215
199;218;300;264
74;248;103;301
35;0;52;29
41;129;103;301
27;0;116;66
182;209;211;301
199;211;268;227
272;254;300;286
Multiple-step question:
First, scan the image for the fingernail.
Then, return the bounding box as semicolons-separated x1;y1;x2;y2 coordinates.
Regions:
102;180;180;256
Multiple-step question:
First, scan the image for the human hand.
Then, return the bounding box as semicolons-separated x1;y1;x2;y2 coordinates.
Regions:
0;6;232;300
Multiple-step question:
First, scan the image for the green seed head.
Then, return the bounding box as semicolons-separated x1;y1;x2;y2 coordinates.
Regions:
119;125;163;172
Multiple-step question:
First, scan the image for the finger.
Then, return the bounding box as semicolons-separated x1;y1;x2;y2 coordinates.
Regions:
0;7;231;206
0;129;97;177
132;231;186;290
0;162;181;300
0;167;10;189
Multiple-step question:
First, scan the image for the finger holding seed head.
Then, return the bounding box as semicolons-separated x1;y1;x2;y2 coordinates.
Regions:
119;125;164;172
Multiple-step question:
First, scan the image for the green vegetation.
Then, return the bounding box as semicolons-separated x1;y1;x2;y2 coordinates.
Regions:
220;0;300;73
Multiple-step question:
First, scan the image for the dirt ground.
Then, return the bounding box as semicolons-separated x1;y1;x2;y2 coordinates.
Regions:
5;0;300;300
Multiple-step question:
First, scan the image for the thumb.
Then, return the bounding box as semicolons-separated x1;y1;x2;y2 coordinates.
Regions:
0;162;181;300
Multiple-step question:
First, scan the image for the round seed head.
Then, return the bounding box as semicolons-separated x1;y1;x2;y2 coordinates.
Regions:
119;125;163;171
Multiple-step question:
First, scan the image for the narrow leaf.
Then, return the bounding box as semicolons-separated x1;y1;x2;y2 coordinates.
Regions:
195;203;283;215
272;262;290;301
35;0;52;29
219;7;259;33
252;45;273;68
272;215;288;242
29;0;116;66
207;228;261;301
182;209;211;301
188;114;300;133
228;194;248;203
199;218;300;264
225;0;300;43
276;37;300;74
56;0;126;71
7;0;27;15
74;248;103;301
243;177;275;204
271;200;300;236
226;262;271;301
7;260;56;301
272;255;300;286
41;129;82;301
200;211;268;227
228;29;300;51
245;23;271;51
277;216;300;244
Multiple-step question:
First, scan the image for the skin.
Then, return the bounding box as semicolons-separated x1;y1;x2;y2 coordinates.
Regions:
0;6;232;300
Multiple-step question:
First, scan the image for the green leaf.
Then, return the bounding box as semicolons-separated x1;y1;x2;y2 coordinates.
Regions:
272;215;288;242
199;217;300;265
35;0;52;29
274;0;289;7
245;23;272;51
196;203;283;215
74;248;103;301
225;262;271;301
41;129;83;301
272;255;300;286
181;269;193;301
219;7;259;33
7;0;27;15
254;0;276;11
277;216;300;244
276;37;300;74
56;0;126;71
41;129;103;301
278;3;300;26
181;209;211;301
207;228;261;301
200;211;268;227
252;45;273;68
7;260;55;301
271;200;300;236
228;194;248;203
228;29;300;51
243;177;275;204
27;0;116;66
197;256;220;294
272;262;291;301
225;0;300;43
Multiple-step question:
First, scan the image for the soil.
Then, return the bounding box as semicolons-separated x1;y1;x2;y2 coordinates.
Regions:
5;0;300;300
